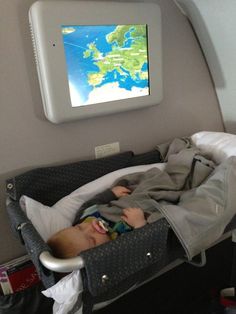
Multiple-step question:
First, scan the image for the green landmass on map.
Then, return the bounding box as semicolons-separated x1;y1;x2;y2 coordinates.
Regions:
83;25;148;87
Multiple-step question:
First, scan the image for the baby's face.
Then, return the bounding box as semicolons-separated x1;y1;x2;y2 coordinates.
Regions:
67;218;110;253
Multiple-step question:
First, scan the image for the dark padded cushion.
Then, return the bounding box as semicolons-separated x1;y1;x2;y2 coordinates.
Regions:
80;218;173;297
130;150;160;166
6;152;133;206
6;150;160;206
81;225;184;308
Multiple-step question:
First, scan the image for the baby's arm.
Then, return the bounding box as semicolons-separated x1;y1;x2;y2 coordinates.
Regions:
121;207;147;229
73;186;130;225
111;186;131;198
80;185;128;209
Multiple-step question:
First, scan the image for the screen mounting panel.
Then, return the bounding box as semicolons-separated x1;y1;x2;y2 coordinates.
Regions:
29;1;162;123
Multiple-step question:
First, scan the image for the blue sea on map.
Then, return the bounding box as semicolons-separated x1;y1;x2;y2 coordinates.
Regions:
61;25;150;107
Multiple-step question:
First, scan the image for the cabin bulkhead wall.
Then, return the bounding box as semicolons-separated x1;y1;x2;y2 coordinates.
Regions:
0;0;224;263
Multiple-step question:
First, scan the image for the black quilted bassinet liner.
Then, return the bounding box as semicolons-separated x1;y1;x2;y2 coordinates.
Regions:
6;150;175;291
80;218;184;299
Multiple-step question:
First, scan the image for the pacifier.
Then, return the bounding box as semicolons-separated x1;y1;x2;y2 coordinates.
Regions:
97;219;109;232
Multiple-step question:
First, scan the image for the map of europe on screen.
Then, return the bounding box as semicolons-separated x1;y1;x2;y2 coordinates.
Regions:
61;25;150;107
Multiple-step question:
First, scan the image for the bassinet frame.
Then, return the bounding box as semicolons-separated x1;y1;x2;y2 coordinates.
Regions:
5;150;235;313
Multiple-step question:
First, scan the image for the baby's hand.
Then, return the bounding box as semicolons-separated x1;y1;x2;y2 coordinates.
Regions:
121;207;146;229
112;186;131;198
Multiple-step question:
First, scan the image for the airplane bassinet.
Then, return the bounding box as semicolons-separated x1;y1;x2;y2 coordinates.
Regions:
6;150;180;313
5;135;236;314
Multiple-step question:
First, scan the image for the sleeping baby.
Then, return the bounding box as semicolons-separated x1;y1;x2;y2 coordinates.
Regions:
47;186;147;258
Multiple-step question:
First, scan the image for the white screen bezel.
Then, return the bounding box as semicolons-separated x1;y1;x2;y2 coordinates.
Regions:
29;1;162;123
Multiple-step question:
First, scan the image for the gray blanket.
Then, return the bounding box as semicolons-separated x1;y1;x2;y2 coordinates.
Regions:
98;138;236;259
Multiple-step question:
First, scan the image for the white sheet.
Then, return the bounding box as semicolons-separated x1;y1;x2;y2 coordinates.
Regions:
20;163;165;242
191;131;236;164
42;270;83;314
